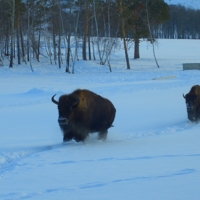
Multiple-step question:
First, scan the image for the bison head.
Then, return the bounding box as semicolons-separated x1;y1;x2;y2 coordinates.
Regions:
52;94;80;126
183;93;199;122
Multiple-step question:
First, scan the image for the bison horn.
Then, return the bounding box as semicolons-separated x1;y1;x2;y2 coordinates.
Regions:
51;94;58;105
183;94;186;99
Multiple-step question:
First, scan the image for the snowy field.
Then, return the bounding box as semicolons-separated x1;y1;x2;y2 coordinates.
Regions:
0;39;200;200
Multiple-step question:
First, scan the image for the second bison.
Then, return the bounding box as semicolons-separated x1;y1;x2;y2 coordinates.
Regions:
52;89;116;142
183;85;200;122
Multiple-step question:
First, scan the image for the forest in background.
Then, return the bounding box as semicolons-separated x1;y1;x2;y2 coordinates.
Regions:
0;0;199;72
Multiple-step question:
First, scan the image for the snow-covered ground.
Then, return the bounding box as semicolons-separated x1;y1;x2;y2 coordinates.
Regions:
0;39;200;200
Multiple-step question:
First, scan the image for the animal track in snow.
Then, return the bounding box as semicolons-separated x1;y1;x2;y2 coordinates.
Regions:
0;144;63;178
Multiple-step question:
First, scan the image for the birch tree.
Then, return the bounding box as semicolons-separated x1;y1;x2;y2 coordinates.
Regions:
145;0;159;68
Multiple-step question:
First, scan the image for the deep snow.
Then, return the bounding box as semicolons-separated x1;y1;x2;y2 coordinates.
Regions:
0;39;200;200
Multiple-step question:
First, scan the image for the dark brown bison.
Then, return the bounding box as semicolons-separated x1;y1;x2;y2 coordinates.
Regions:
52;89;116;142
183;85;200;122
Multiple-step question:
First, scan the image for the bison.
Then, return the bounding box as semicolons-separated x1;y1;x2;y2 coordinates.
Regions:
183;85;200;122
52;89;116;142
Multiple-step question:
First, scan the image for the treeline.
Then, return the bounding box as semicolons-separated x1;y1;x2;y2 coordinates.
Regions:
0;0;198;71
155;4;200;39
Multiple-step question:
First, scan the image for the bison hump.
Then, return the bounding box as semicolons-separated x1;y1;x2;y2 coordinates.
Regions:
74;90;88;110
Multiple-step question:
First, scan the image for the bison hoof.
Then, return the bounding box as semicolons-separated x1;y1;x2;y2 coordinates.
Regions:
63;135;73;142
63;138;71;142
73;136;85;142
98;131;108;140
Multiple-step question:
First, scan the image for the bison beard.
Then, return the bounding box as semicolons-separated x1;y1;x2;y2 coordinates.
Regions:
183;85;200;122
52;89;116;142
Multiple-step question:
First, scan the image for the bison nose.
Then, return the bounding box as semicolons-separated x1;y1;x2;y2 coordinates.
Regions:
58;117;68;125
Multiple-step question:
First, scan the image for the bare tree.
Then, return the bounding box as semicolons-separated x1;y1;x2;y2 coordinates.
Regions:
82;1;90;61
26;0;30;62
50;0;58;65
117;0;130;70
71;0;82;73
65;0;74;72
145;0;159;68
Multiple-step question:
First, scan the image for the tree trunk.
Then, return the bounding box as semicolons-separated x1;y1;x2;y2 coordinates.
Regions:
66;35;70;72
17;28;21;64
82;1;89;61
20;23;26;63
37;24;41;62
66;0;73;73
52;0;57;65
9;0;15;68
16;3;21;65
88;36;91;60
58;30;61;68
134;37;140;59
145;0;159;68
119;1;130;70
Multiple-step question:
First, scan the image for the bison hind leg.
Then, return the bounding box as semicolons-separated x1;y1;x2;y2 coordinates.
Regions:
98;130;108;141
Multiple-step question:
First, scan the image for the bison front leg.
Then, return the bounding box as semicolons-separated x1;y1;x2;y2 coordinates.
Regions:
58;124;73;142
63;131;74;142
73;134;86;142
98;130;108;140
63;130;86;142
73;130;88;142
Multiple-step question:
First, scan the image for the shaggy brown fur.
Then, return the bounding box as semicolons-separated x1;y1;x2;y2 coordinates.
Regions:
188;85;200;94
183;85;200;122
52;89;116;142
